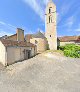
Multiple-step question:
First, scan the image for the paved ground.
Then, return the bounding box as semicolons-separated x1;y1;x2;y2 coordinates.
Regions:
0;53;80;92
0;63;5;70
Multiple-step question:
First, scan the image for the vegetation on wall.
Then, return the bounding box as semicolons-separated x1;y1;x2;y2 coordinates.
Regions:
59;44;80;58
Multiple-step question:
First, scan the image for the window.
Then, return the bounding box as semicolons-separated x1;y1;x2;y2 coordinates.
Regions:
50;35;51;37
49;16;52;23
49;16;50;23
49;8;51;13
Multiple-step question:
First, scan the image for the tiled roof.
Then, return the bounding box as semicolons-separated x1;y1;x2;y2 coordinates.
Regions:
0;39;35;47
0;34;17;40
58;36;80;42
5;34;17;39
0;35;8;39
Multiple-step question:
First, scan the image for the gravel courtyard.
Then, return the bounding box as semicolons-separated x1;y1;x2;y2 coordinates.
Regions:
0;53;80;92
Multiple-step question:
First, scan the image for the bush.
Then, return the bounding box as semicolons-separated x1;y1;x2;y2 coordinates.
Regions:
59;46;65;51
59;44;80;58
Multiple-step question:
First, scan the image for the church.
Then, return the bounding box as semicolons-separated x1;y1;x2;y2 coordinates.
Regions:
26;0;57;53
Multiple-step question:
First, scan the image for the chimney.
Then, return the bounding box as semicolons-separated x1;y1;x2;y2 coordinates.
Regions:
17;28;24;41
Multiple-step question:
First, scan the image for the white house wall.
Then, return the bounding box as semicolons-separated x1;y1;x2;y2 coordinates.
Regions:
60;42;75;46
0;41;6;66
7;46;36;65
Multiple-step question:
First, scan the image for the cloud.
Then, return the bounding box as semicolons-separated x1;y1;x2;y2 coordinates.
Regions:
0;21;6;25
57;4;70;24
75;24;80;32
0;30;12;37
57;0;77;24
0;21;16;30
58;16;75;28
0;21;35;36
0;21;16;37
20;26;34;34
43;0;49;5
66;16;74;28
76;29;80;32
23;0;49;22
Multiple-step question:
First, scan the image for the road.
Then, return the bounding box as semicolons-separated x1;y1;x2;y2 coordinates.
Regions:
0;53;80;92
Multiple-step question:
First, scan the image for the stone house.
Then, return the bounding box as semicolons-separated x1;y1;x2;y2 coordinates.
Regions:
58;36;80;46
0;28;37;66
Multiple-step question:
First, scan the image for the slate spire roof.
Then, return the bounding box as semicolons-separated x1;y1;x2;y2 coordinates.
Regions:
25;31;46;39
32;31;45;39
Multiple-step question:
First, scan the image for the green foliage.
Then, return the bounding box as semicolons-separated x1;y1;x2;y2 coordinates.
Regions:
59;44;80;58
59;46;65;51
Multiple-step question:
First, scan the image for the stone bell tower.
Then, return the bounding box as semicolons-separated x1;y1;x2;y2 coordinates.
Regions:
45;0;57;50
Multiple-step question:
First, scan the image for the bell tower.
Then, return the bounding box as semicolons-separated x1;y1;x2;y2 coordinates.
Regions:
45;0;57;50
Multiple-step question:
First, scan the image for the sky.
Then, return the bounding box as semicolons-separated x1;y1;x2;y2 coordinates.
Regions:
0;0;80;37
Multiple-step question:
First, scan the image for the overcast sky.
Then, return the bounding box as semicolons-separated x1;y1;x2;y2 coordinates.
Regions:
0;0;80;37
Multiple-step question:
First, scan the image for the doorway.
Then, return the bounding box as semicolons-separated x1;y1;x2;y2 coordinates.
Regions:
24;50;31;59
27;50;31;59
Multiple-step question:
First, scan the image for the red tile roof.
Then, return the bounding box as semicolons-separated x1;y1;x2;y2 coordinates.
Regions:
0;39;35;47
58;36;80;42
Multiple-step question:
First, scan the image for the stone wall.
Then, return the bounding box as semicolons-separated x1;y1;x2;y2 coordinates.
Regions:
30;38;48;53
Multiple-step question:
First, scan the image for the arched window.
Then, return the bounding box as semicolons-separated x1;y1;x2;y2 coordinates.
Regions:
49;8;51;13
49;16;52;23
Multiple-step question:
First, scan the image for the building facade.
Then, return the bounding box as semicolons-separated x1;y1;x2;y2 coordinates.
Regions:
58;36;80;46
0;28;37;66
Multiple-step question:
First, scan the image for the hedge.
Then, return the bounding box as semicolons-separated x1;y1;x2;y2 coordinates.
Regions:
59;44;80;58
